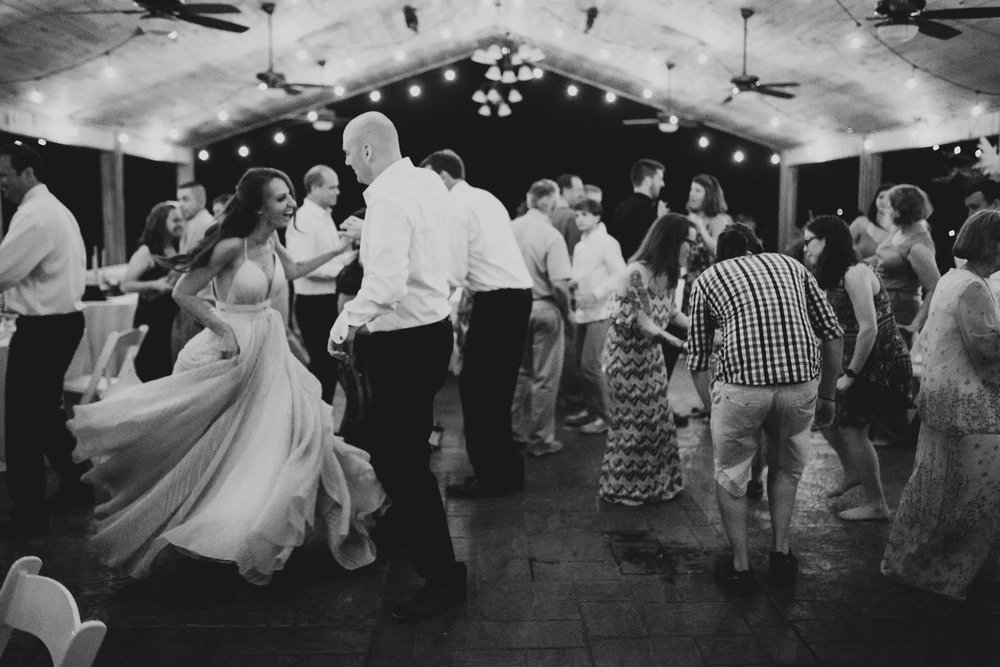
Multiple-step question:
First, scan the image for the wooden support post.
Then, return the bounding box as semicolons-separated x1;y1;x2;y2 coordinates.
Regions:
777;161;799;252
858;152;883;213
99;149;125;265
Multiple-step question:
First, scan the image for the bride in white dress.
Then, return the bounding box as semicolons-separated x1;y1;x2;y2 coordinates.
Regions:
69;167;387;585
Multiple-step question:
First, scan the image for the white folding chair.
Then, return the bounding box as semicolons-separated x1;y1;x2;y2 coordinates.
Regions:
0;556;106;667
64;325;148;405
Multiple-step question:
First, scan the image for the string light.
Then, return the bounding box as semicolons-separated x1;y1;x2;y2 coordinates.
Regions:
567;84;579;97
953;146;962;154
334;85;345;96
273;131;285;144
198;149;209;161
698;136;710;148
37;138;47;146
167;128;180;140
28;90;43;103
217;110;229;122
394;50;406;61
770;153;780;165
642;88;652;99
604;91;616;103
733;150;745;163
770;117;780;127
906;68;917;90
369;90;382;102
117;132;129;144
238;145;249;158
409;84;421;97
863;139;874;151
971;91;984;116
444;69;456;81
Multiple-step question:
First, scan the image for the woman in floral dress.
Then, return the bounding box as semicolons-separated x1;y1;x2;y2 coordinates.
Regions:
598;214;695;505
881;210;1000;600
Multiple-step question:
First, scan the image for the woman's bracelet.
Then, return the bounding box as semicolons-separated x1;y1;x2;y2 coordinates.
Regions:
818;394;836;401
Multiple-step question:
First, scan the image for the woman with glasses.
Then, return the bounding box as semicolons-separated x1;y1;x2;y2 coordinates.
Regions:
803;216;912;521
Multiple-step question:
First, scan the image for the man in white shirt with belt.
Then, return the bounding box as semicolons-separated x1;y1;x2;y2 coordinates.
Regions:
419;149;533;499
329;112;464;622
0;143;88;537
287;165;355;402
171;181;215;359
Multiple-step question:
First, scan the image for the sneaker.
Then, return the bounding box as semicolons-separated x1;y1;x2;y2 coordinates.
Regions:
564;410;592;427
578;417;609;434
769;550;799;582
527;440;564;458
714;558;755;594
746;480;764;501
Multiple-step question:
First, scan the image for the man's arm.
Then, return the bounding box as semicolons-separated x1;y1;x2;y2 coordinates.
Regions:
0;214;52;292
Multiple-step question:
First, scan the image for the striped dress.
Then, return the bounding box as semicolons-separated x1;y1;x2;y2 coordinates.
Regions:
598;267;682;505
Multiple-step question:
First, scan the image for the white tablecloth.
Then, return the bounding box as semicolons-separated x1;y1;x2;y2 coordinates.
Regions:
0;293;139;468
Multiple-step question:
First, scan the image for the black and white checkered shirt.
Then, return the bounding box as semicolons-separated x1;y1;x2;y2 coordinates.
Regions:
686;253;843;386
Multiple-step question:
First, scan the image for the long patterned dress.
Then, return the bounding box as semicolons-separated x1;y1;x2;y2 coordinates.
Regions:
826;269;912;425
598;266;682;505
881;268;1000;600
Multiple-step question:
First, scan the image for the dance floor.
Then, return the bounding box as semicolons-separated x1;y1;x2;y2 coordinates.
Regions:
1;363;999;666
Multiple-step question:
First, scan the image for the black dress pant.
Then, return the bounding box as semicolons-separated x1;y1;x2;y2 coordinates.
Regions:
294;293;340;402
366;317;456;584
5;312;85;521
459;288;531;487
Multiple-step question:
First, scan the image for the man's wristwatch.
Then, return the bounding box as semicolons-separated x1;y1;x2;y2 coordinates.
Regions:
843;368;857;379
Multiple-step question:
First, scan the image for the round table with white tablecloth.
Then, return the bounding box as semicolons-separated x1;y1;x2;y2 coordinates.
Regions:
0;293;138;467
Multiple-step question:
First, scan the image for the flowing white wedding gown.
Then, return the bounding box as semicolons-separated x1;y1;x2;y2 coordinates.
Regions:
69;243;387;584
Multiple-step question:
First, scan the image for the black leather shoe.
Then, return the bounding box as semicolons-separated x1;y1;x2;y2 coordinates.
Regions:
673;412;689;428
769;550;799;582
391;562;467;621
0;515;50;538
445;476;522;499
714;558;755;594
746;480;764;501
44;481;95;511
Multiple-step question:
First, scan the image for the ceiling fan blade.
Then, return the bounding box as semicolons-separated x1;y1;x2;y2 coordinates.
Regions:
922;7;1000;20
176;11;249;32
175;4;242;14
915;19;961;39
283;82;334;89
757;87;795;99
757;82;799;88
281;86;304;96
622;119;659;125
721;95;734;105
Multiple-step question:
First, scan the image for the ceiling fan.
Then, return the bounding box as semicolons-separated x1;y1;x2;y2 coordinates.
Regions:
256;2;334;95
868;0;1000;40
61;1;249;33
723;7;799;104
622;63;697;133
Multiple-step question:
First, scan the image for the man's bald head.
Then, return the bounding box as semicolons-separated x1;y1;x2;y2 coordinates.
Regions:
342;112;403;185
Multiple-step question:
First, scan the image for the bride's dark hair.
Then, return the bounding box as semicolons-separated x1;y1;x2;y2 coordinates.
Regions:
169;167;296;271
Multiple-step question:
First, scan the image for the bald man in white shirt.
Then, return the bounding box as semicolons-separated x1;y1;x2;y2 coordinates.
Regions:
329;112;464;622
0;144;88;537
287;165;355;402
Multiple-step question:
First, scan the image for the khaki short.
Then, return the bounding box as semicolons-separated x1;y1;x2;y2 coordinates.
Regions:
710;379;818;497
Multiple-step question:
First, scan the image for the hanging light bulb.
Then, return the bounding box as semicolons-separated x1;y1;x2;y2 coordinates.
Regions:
485;65;501;81
497;102;512;117
517;64;533;81
486;87;502;104
486;44;503;61
501;69;517;84
471;48;493;64
478;104;492;117
508;88;523;103
306;110;319;122
472;88;488;104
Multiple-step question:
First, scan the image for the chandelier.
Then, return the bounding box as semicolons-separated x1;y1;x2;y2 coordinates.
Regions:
470;36;545;117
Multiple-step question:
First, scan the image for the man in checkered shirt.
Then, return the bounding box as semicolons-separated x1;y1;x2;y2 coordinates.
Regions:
686;223;843;592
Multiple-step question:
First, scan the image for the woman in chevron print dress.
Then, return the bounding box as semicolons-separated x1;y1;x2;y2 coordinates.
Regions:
599;214;696;505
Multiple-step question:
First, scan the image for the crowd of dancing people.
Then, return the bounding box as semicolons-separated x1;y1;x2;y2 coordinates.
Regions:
1;113;999;622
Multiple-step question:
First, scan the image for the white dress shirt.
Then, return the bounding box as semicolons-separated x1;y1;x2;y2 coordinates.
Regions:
180;208;214;254
447;180;531;292
571;223;626;323
286;198;350;296
0;184;85;315
330;158;452;342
